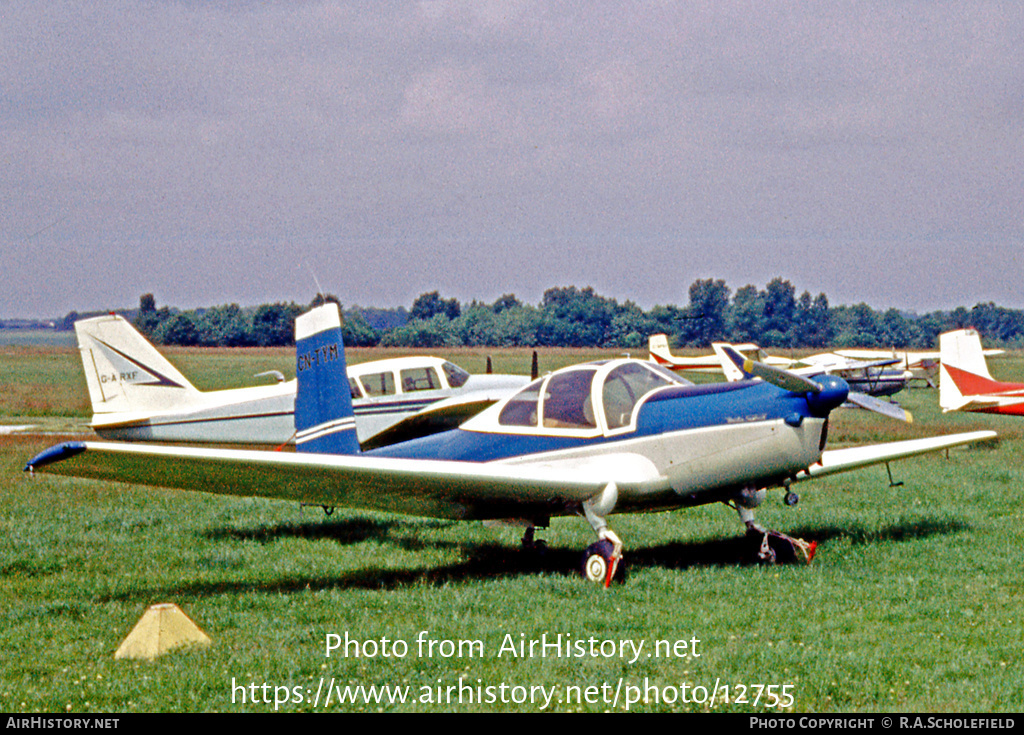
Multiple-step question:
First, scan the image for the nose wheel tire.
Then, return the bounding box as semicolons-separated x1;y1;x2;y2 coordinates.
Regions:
581;540;626;585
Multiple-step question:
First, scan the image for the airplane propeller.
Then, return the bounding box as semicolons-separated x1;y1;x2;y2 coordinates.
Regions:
728;349;913;423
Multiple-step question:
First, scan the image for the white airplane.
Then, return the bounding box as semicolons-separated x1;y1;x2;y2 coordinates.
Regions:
651;334;908;395
670;337;911;398
833;348;941;387
29;304;994;586
836;344;1006;389
940;329;1024;416
647;334;787;374
74;313;529;449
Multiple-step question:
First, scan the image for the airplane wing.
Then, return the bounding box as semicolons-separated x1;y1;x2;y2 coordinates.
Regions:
360;391;508;451
797;354;901;373
794;431;996;480
24;441;669;521
26;430;996;519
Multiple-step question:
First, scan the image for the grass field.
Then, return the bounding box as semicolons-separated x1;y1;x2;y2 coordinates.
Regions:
1;345;1022;712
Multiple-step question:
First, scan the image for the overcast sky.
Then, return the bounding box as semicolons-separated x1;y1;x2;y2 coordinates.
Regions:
3;1;1022;319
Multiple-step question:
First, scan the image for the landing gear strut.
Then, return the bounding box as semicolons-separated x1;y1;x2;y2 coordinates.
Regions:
733;489;817;565
521;525;547;552
579;482;626;587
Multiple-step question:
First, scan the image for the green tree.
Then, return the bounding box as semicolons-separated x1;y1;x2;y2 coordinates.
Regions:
792;292;833;348
832;303;881;348
762;277;796;346
683;278;729;346
410;291;461;321
538;286;617;347
134;293;169;337
155;312;200;346
729;285;765;343
878;309;919;348
197;304;253;347
492;294;522;314
251;303;302;346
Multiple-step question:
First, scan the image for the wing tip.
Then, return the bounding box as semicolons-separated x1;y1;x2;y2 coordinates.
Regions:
24;442;88;472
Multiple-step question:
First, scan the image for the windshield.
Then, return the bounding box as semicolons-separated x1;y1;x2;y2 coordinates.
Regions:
442;361;470;388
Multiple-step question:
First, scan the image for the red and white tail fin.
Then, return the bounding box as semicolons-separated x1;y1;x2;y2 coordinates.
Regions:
939;329;1016;412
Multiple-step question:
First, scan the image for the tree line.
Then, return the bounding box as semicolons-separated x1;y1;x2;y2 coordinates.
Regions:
103;279;1024;350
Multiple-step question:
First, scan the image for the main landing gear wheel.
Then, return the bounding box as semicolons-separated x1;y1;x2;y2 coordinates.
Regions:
581;540;626;586
521;526;547;553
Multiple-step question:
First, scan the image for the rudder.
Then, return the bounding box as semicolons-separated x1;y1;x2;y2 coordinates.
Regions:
294;303;360;454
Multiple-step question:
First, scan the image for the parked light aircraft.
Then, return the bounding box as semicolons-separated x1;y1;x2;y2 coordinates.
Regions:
713;344;913;423
28;305;994;587
940;329;1024;416
648;334;790;373
74;313;529;449
651;333;910;397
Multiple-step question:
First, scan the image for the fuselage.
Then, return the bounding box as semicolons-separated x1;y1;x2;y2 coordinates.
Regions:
92;356;528;446
367;360;848;514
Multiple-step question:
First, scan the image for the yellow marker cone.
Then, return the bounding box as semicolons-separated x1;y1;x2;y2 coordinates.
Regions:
114;603;211;660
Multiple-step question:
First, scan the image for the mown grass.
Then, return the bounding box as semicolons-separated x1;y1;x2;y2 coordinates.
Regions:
1;347;1022;712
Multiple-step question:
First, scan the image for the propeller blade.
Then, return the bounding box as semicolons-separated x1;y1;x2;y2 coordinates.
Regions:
742;357;823;394
719;345;822;393
846;391;913;423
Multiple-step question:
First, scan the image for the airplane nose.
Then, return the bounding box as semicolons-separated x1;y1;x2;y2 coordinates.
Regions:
806;374;849;417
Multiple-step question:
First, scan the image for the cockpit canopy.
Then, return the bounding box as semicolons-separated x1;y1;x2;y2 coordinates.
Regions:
465;359;691;436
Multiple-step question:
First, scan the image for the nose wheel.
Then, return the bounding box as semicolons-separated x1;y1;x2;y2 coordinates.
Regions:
579;483;626;587
581;538;626;586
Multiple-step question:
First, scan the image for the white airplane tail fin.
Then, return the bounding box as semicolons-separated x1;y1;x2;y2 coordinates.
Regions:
939;329;998;412
75;315;201;417
712;343;747;381
648;334;674;366
711;342;772;381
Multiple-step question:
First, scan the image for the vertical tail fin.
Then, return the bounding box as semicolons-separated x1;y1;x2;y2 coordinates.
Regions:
75;314;200;416
940;329;997;412
647;334;673;365
712;343;749;381
294;303;360;454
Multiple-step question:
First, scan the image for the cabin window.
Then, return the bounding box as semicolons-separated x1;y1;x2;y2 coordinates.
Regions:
602;362;674;429
400;367;441;392
360;371;396;396
499;380;542;427
442;361;470;388
348;378;362;399
542;369;597;430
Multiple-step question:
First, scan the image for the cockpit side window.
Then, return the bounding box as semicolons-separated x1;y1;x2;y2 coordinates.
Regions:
603;363;675;429
348;378;362;399
359;371;396;396
442;361;470;388
499;380;542;427
400;367;441;392
542;369;597;430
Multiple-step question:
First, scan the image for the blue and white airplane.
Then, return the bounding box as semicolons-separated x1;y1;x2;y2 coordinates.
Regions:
28;304;995;586
74;313;528;449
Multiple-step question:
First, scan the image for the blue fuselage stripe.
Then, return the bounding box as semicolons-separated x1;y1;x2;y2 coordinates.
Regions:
368;380;816;463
